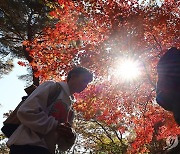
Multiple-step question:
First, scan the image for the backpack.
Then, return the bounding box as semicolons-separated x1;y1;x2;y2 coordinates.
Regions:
156;47;180;123
1;83;61;138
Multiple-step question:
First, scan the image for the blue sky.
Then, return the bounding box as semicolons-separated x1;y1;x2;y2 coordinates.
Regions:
0;59;28;128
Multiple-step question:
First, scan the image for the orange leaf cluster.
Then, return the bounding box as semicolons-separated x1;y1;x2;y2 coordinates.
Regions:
17;61;26;67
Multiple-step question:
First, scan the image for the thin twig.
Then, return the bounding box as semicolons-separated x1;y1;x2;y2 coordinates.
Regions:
153;35;163;53
92;120;114;143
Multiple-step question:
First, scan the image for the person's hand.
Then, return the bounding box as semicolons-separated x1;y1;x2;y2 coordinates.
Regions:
57;122;75;139
56;122;76;151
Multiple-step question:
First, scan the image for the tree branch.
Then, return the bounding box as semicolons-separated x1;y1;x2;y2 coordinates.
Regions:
142;60;156;88
93;120;114;143
0;8;24;40
153;35;163;53
111;128;123;143
27;11;34;41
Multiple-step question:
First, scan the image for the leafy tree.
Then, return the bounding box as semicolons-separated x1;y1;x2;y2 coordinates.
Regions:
0;0;56;83
0;133;9;154
0;58;13;78
1;0;180;153
0;111;11;154
73;117;128;153
28;0;179;153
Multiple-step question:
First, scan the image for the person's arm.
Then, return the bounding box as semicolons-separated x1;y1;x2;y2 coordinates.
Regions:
17;81;59;135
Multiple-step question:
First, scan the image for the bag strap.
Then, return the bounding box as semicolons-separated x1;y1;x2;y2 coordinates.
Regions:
48;82;62;106
46;82;62;114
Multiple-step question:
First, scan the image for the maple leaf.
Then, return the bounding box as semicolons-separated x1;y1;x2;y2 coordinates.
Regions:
17;61;26;67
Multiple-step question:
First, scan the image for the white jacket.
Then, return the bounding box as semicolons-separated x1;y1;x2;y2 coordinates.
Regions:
7;81;75;154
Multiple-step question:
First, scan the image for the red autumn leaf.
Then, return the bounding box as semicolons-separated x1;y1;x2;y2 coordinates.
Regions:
17;61;26;67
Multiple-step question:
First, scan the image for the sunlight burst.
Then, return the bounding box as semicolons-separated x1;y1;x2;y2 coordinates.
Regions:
113;59;141;81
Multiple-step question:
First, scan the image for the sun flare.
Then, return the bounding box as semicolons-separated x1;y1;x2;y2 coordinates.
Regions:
112;59;141;81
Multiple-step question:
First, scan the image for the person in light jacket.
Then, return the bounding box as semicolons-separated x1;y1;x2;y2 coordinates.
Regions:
7;67;93;154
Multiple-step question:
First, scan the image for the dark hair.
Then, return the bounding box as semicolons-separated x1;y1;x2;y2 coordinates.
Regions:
156;47;180;111
156;47;180;125
67;67;93;82
157;47;180;90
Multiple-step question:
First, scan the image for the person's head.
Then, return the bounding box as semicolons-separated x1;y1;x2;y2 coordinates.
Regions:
156;47;180;124
67;67;93;94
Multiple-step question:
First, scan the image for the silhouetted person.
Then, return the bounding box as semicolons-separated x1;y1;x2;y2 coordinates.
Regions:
156;47;180;124
156;47;180;153
7;67;93;154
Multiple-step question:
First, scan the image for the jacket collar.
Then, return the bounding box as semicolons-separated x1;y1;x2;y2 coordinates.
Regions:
59;82;76;103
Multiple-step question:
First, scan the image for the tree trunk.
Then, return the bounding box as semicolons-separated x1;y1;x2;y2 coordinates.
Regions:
23;45;39;86
23;11;40;86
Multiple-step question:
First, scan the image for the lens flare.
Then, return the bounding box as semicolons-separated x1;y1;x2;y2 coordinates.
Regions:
112;59;141;82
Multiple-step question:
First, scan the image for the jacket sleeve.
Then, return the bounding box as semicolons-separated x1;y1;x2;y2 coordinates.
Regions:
17;81;59;135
